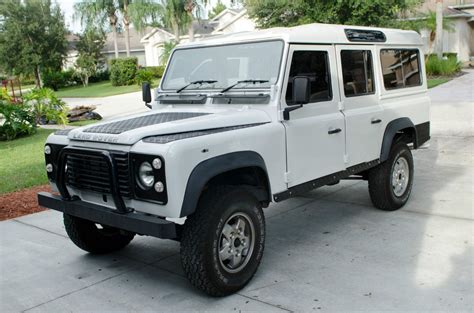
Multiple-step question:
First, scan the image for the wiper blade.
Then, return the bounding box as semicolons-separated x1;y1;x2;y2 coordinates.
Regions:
220;79;269;93
176;80;217;93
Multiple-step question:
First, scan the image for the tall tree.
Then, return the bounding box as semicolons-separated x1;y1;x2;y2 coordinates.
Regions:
0;0;68;87
209;1;227;19
184;0;207;42
74;0;120;58
244;0;422;29
161;0;187;42
75;28;106;86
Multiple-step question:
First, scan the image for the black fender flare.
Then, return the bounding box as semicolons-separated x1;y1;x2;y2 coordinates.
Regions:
180;151;270;217
380;117;417;162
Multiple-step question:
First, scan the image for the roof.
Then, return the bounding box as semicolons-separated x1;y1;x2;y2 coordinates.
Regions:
103;26;154;53
177;23;423;48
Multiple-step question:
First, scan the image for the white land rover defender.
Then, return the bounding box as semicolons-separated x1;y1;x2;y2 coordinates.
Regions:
39;24;430;296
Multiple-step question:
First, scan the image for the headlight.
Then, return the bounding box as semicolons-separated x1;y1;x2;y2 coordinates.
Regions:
137;161;154;190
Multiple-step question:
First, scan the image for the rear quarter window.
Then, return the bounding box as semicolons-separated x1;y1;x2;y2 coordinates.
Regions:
380;49;422;90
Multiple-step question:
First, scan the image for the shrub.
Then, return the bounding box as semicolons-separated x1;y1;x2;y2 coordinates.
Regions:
135;69;154;86
42;70;79;90
425;55;461;76
89;69;109;83
146;66;166;78
110;57;138;86
0;90;36;141
23;88;68;125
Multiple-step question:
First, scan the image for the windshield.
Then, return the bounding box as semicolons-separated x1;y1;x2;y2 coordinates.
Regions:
161;40;284;91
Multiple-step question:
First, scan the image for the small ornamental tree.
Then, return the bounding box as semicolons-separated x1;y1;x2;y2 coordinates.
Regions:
75;29;106;86
110;57;138;86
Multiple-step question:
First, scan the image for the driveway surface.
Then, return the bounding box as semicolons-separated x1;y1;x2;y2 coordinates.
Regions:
62;91;148;121
1;71;473;312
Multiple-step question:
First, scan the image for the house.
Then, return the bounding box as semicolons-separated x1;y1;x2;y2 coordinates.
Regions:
64;27;153;69
141;8;256;67
413;0;474;63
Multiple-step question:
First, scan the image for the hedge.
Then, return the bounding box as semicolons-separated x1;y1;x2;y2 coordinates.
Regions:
110;57;138;86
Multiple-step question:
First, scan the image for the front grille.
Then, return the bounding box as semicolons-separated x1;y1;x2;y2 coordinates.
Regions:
65;152;132;198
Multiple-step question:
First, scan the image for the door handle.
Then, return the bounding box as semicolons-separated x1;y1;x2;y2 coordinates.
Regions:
328;128;342;135
371;118;382;124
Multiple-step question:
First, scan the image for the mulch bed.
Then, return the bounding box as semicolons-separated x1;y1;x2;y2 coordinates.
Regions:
0;185;51;221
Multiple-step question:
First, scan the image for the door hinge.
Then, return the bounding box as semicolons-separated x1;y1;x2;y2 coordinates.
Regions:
338;101;344;111
284;171;292;183
344;154;349;164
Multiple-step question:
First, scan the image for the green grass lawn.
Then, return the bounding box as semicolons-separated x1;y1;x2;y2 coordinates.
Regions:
55;79;159;98
428;77;450;89
0;129;54;194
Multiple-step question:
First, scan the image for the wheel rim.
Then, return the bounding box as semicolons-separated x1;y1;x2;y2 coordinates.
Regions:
218;212;255;273
391;156;410;197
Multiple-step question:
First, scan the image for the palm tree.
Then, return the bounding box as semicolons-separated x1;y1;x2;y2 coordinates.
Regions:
184;0;208;42
74;0;120;58
160;0;187;42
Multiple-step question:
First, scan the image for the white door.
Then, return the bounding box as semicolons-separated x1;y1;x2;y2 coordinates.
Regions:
336;45;384;166
282;45;346;187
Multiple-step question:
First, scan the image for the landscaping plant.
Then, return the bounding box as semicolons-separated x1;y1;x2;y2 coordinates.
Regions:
425;55;461;76
0;89;36;141
135;69;155;86
110;57;138;86
23;88;68;125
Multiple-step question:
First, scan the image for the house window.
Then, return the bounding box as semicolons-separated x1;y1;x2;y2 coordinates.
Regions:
286;51;332;104
341;50;375;96
380;49;421;89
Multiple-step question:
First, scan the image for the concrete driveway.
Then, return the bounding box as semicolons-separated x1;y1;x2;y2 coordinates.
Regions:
1;71;473;312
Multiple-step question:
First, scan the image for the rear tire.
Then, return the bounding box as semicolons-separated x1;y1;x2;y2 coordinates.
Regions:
180;186;265;296
368;142;414;211
64;214;135;254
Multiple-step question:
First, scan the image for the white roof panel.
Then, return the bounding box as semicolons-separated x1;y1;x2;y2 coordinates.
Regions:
178;23;423;48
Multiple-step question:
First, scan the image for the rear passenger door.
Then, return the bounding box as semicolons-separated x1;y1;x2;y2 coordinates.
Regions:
336;45;384;166
282;45;346;187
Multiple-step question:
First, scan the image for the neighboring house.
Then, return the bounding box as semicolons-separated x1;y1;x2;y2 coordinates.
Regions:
64;27;153;70
412;0;474;63
141;8;256;67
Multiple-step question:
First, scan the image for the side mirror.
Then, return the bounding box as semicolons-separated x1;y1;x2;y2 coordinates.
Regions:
292;76;311;104
284;76;310;121
142;82;152;109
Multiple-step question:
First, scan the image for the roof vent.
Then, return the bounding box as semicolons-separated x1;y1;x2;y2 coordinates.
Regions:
345;29;386;43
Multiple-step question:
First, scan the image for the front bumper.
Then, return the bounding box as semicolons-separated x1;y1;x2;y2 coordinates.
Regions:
38;192;177;239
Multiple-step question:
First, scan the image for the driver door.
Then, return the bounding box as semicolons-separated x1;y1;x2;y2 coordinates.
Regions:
282;45;346;187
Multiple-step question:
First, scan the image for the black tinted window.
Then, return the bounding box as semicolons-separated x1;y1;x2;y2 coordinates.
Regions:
380;49;421;89
286;51;332;104
341;50;375;96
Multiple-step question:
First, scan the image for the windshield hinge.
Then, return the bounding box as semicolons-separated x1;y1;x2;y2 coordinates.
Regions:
284;171;292;183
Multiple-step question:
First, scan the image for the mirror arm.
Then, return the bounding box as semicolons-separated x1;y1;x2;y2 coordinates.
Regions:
283;105;303;121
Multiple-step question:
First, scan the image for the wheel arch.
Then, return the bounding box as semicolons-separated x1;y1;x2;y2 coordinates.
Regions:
180;151;271;217
380;117;418;162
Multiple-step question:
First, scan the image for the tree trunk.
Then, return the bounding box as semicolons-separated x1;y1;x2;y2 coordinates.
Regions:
112;26;119;58
172;20;180;43
124;22;131;57
188;12;195;42
435;0;443;59
34;66;42;88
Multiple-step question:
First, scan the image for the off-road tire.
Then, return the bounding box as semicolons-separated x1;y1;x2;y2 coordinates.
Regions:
368;142;414;211
180;186;265;297
64;214;135;254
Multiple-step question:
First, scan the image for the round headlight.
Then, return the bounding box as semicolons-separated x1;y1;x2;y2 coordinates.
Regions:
152;158;162;170
137;162;154;190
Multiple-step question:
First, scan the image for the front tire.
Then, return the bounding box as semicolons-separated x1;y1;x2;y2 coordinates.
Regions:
180;186;265;296
368;142;414;211
64;214;135;254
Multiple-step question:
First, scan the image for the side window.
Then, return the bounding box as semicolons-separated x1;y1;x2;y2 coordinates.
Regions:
341;50;375;97
286;51;332;104
380;49;421;89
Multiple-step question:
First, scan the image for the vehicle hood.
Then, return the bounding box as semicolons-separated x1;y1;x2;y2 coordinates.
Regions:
67;108;271;145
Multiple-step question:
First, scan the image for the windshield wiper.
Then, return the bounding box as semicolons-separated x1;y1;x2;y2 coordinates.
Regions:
220;79;269;93
176;80;217;93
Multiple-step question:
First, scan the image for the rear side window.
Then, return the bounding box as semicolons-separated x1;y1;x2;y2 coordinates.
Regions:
380;49;421;89
286;51;332;104
341;50;375;97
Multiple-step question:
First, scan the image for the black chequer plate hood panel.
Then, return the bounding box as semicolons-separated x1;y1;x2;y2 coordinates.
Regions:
83;112;211;134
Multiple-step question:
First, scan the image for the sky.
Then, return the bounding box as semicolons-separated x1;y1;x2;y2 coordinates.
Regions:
56;0;237;33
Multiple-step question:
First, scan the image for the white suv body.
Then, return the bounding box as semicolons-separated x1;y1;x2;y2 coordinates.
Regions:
39;23;430;296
